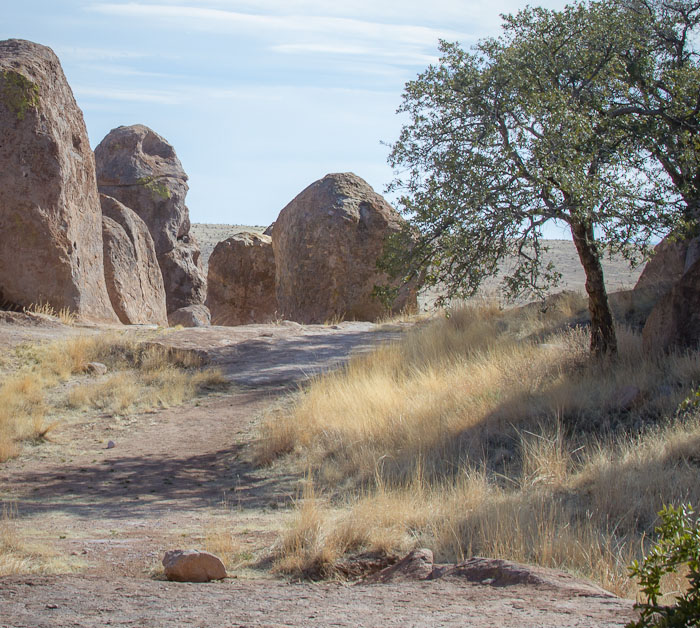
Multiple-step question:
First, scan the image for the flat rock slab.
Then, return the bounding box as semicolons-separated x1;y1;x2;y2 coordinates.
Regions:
0;574;634;627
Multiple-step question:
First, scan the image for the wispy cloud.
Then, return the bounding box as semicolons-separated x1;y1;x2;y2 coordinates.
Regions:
52;45;152;61
88;3;465;47
77;63;185;79
73;82;396;106
73;85;182;104
108;0;531;31
270;43;440;66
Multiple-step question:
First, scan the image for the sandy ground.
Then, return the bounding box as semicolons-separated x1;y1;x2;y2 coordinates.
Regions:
0;318;639;627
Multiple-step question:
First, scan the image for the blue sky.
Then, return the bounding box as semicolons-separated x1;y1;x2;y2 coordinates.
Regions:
3;0;568;228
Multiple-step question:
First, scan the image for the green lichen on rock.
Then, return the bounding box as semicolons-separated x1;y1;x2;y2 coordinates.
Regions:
136;176;171;200
0;71;39;121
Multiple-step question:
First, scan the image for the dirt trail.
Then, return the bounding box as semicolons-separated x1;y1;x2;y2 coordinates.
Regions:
0;319;635;627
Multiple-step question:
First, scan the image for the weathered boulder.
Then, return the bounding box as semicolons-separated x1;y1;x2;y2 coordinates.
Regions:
100;194;168;326
643;256;700;352
272;173;418;323
94;124;206;314
162;549;226;582
85;362;108;376
634;236;697;297
206;232;276;325
168;304;211;328
0;39;117;321
365;549;434;584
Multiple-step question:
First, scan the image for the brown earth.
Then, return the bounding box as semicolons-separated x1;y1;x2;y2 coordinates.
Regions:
0;307;638;626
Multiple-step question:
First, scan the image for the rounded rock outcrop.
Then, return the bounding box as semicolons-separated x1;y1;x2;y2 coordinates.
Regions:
206;232;276;326
167;304;211;328
94;124;206;315
0;39;117;321
100;194;168;326
162;549;226;582
634;236;699;297
272;173;418;323
643;255;700;352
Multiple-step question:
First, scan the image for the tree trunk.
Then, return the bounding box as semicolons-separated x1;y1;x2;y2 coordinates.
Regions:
570;219;617;357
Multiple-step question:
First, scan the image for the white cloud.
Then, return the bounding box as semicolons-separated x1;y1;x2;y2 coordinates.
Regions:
52;45;151;61
73;85;182;104
76;63;185;79
105;0;545;32
88;3;466;46
269;43;440;66
73;82;396;106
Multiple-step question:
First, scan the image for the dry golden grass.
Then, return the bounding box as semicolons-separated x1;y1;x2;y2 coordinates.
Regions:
260;296;700;596
0;505;83;576
203;524;250;571
24;302;76;325
0;333;227;462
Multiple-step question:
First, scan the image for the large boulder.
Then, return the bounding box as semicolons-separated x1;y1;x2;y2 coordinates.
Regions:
206;232;276;325
272;173;418;323
0;39;117;321
643;255;700;352
101;194;168;326
634;236;700;297
94;124;206;314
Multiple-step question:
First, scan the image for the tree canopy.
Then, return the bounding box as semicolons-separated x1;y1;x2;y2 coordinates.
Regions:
618;0;700;224
386;0;690;356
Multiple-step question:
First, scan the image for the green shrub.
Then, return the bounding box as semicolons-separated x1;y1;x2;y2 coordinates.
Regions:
627;504;700;627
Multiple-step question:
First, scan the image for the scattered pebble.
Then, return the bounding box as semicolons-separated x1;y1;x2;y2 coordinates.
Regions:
107;440;116;449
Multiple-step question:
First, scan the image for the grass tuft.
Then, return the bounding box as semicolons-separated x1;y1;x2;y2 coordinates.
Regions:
0;504;83;576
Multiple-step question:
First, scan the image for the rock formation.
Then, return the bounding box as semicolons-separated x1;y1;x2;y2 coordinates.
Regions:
162;549;226;582
206;232;276;325
272;173;418;323
94;124;207;315
100;194;168;326
0;39;117;321
634;236;700;297
643;256;700;352
168;304;211;327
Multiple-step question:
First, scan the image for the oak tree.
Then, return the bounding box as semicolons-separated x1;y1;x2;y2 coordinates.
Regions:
386;2;673;356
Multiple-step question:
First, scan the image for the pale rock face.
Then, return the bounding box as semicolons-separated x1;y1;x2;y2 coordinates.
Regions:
0;39;117;321
101;194;168;326
272;173;419;324
94;124;206;314
162;549;226;582
206;232;276;325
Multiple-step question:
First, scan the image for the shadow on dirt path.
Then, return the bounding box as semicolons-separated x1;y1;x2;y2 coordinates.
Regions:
0;321;407;579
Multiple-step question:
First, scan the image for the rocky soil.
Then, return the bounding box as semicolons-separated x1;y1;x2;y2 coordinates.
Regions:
0;312;640;627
